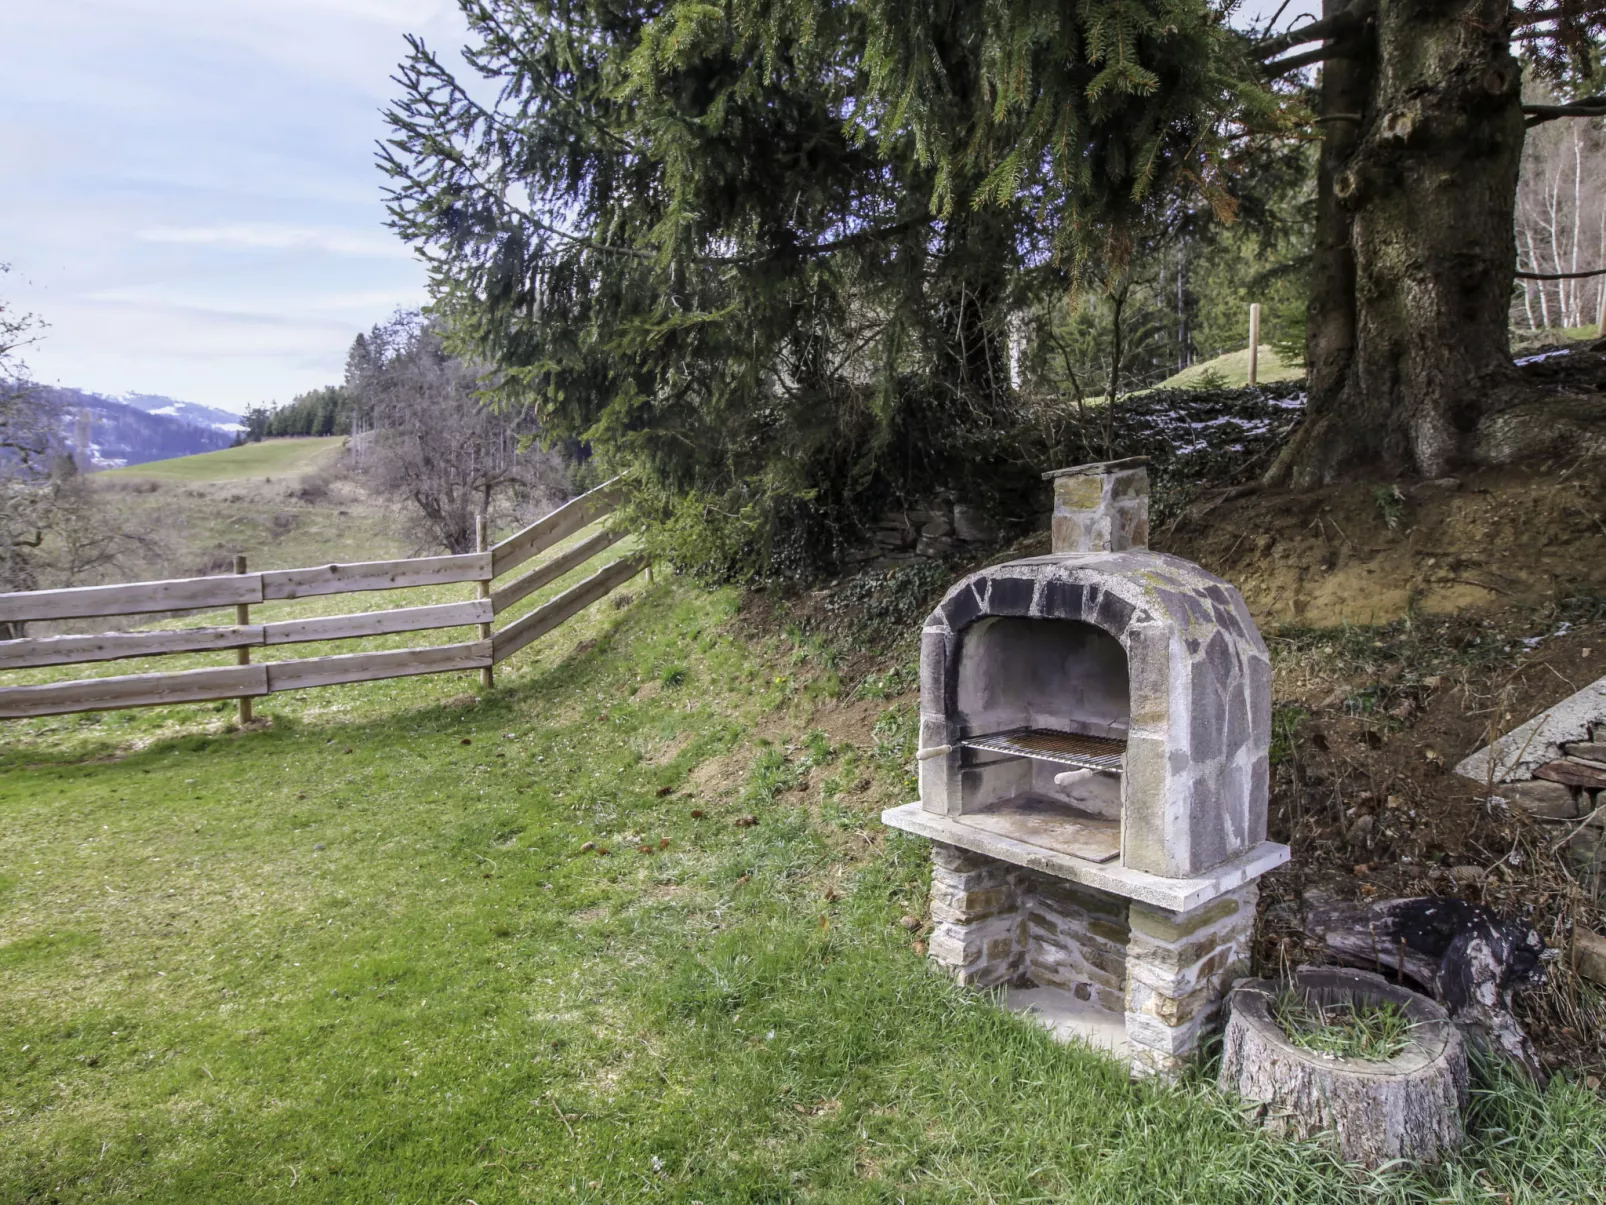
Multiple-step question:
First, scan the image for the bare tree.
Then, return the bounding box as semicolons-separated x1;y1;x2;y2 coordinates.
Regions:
347;312;570;554
1;267;159;634
1513;95;1606;333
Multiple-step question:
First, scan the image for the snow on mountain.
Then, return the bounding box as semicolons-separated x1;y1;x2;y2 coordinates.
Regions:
25;386;235;467
116;392;245;434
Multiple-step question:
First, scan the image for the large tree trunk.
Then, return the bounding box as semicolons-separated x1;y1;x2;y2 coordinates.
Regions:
1272;0;1525;487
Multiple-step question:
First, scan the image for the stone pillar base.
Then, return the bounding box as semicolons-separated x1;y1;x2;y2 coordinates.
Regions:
1125;884;1258;1077
927;842;1023;987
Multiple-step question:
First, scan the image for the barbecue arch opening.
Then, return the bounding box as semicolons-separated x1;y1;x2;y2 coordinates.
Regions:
951;616;1130;863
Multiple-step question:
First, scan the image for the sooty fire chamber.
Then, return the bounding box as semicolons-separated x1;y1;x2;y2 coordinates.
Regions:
882;459;1289;1077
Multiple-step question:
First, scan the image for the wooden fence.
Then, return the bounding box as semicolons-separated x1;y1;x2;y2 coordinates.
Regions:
0;478;642;721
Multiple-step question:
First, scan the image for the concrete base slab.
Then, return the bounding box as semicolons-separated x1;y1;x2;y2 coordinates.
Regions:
1003;984;1129;1057
883;801;1289;911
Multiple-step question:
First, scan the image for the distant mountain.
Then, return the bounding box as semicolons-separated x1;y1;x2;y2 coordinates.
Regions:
116;392;244;435
27;386;235;469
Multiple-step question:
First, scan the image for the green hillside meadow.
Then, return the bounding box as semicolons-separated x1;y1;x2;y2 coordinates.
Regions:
104;437;345;483
2;508;1603;1203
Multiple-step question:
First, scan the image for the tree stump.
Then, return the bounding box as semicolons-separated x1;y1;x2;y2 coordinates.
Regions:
1219;967;1469;1169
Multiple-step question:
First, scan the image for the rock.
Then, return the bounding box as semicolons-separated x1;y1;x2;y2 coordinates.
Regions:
1503;779;1580;819
1456;674;1606;784
915;535;952;559
1573;928;1606;987
920;516;953;539
1563;741;1606;761
953;504;997;543
899;915;921;930
1220;968;1468;1169
313;842;326;851
1535;758;1606;790
1414;477;1463;493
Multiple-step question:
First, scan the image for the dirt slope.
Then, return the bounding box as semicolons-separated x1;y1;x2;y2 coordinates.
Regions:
1162;463;1606;628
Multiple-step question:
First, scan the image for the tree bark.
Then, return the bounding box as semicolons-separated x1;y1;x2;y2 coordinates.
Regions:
1271;0;1526;487
1220;967;1469;1169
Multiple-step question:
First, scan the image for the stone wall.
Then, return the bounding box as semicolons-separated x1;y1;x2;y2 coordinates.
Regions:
926;842;1258;1077
1460;715;1606;902
846;501;1000;570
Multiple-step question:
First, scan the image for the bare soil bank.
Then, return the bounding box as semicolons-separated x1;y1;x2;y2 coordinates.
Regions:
1162;463;1606;628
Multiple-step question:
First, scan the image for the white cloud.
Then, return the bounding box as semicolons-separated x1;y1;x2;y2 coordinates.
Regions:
138;223;414;259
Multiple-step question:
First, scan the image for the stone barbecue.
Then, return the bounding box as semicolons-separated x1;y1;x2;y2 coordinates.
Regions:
883;458;1289;1076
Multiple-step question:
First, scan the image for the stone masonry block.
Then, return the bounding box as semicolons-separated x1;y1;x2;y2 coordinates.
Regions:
1130;1044;1190;1079
1127;977;1217;1028
1125;921;1250;983
1124;1008;1207;1057
931;842;1000;875
928;914;1018;972
936;865;1012;896
1127;943;1243;998
1107;467;1149;501
1055;474;1105;511
930;882;1013;924
1128;885;1256;945
1505;779;1580;819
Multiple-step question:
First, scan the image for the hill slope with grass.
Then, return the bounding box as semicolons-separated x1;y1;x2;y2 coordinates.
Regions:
4;475;1606;1200
1153;345;1304;391
102;436;345;483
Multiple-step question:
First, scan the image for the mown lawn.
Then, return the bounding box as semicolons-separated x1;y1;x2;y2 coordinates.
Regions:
3;577;1604;1203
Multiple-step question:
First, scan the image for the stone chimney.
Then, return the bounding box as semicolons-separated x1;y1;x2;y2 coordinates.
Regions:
1043;458;1149;554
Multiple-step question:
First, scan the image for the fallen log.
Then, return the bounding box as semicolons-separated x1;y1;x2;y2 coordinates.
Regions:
1304;894;1552;1080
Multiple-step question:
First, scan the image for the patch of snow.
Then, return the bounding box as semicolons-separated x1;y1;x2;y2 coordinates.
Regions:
1514;348;1572;366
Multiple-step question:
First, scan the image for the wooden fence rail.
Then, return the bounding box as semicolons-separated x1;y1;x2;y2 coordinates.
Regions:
0;477;638;721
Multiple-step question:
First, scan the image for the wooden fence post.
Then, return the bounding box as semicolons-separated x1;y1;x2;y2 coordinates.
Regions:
234;554;253;725
1248;303;1261;387
476;515;493;689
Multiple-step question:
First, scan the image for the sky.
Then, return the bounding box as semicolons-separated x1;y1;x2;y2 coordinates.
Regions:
0;0;1315;415
0;0;472;413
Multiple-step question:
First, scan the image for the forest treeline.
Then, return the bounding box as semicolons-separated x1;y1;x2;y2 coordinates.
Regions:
238;386;353;442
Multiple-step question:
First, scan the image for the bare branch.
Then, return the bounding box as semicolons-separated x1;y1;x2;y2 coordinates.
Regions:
1252;0;1373;60
1510;2;1606;28
1263;43;1361;77
1515;265;1606;279
1524;98;1606;126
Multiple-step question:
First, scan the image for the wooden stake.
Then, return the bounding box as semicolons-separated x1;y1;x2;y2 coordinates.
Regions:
234;554;253;725
476;515;494;689
1248;303;1261;386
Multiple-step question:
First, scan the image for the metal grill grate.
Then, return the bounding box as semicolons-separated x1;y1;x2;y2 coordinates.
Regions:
960;728;1125;772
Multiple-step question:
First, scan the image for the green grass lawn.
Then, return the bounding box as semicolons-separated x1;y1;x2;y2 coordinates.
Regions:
104;438;345;483
3;567;1604;1200
1153;345;1305;391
